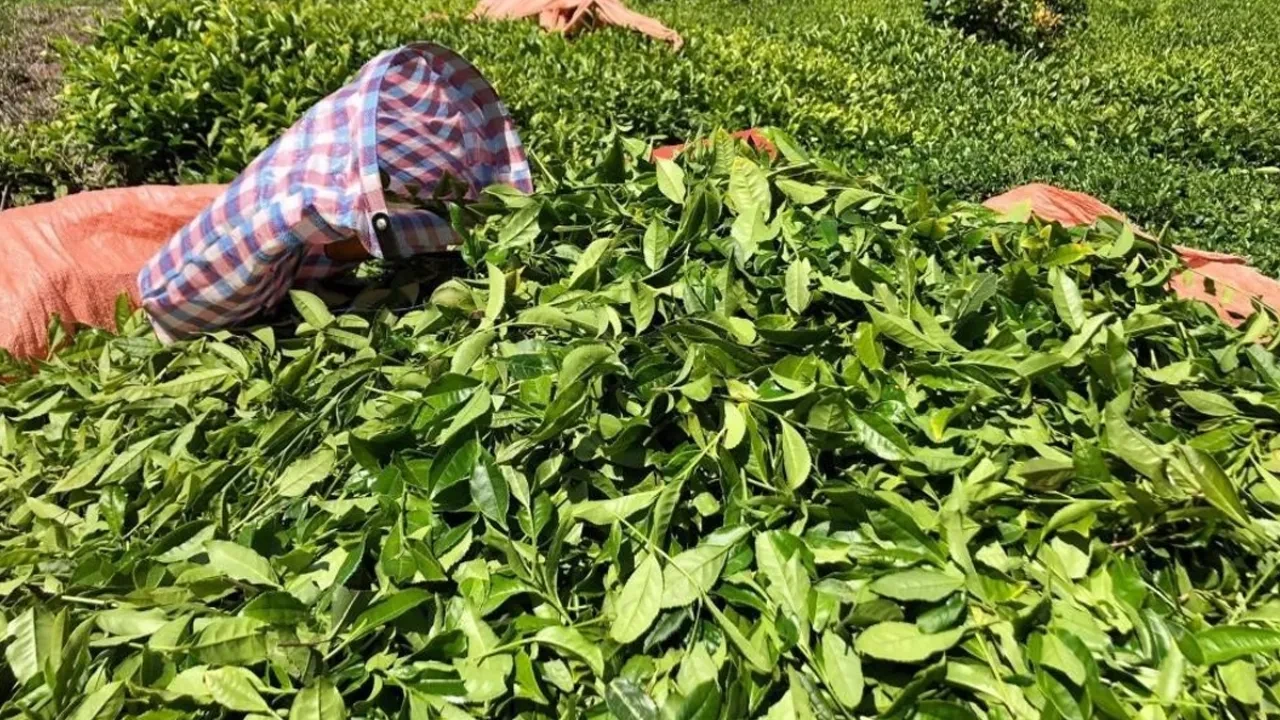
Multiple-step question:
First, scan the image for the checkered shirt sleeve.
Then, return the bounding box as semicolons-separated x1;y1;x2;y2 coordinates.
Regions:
137;42;533;342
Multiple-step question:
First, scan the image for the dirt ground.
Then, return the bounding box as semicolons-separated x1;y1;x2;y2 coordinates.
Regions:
0;1;113;127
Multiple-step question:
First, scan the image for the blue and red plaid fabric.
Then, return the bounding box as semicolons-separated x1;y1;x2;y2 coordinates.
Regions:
137;43;533;342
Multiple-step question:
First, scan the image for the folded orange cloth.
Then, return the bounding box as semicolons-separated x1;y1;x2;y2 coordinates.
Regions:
471;0;682;50
0;185;227;359
985;183;1280;326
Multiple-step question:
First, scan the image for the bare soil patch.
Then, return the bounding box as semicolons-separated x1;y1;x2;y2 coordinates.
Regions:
0;2;114;127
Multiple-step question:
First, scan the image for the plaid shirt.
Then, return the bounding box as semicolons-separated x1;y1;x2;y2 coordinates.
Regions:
138;43;533;342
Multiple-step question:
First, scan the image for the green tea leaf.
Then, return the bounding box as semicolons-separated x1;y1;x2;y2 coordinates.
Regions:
205;540;278;587
290;289;334;329
785;259;812;314
1154;643;1186;705
756;532;811;634
437;385;492;446
1040;499;1111;542
1219;660;1262;705
728;156;771;215
1050;268;1086;332
192;617;268;665
51;445;115;493
776;178;826;205
674;682;722;720
730;205;772;262
869;307;941;352
570;237;614;286
661;527;748;607
606;677;659;720
870;568;965;602
498;202;541;246
705;601;771;673
242;592;308;625
1043;242;1092;267
723;402;746;449
1060;313;1112;359
643;220;672;270
855;622;965;663
1101;225;1135;259
631;282;656;333
514;650;550;704
348;589;431;641
97;435;162;484
820;632;863;709
1173;446;1249;526
291;679;346;720
4;610;44;685
611;554;664;643
97;608;168;637
851;411;911;462
835;188;880;215
1195;626;1280;665
559;343;615;387
68;681;124;720
535;626;604;677
572;489;663;525
1104;399;1167;482
483;263;506;327
656;158;687;205
913;701;980;720
205;667;272;714
275;447;336;498
779;419;811;489
1037;668;1085;720
1177;389;1239;417
819;274;875;302
452;331;496;374
470;453;509;528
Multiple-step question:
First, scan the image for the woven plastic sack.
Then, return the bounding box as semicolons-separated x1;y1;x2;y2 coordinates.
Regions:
0;185;227;360
1169;247;1280;326
984;183;1280;325
138;42;532;342
471;0;683;49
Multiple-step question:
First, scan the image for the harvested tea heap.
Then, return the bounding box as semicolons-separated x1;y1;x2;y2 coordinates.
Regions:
3;133;1280;718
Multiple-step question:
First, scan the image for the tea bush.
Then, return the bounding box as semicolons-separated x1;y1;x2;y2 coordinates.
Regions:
0;124;120;208
3;0;1280;269
923;0;1088;51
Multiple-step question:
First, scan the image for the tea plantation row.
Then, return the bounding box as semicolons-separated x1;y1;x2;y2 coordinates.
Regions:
2;0;1280;268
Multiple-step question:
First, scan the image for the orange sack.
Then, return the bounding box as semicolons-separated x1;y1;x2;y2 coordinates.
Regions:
470;0;683;49
0;184;226;359
984;183;1280;326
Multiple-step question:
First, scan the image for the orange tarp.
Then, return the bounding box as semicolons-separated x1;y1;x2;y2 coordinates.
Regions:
984;183;1280;326
470;0;683;49
0;184;227;359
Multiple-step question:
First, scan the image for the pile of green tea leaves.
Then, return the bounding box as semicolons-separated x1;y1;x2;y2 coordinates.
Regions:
5;132;1280;719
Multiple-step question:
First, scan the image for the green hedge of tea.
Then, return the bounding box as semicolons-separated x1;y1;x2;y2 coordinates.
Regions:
923;0;1089;51
3;0;1280;268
